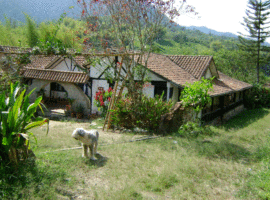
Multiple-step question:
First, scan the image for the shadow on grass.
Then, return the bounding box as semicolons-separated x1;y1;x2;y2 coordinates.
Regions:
188;138;270;164
194;139;252;163
221;108;269;131
0;158;67;199
84;153;108;167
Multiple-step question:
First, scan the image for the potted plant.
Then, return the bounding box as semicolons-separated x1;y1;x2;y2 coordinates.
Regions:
76;104;84;119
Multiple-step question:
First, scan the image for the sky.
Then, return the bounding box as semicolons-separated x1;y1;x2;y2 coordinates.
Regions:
177;0;249;35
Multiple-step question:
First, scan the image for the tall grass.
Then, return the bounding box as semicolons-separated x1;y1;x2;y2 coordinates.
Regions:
1;108;270;199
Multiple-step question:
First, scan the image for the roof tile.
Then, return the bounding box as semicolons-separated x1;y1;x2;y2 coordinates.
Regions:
23;69;89;83
146;54;252;96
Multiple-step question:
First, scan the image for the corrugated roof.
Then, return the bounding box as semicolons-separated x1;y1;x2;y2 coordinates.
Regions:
23;69;89;83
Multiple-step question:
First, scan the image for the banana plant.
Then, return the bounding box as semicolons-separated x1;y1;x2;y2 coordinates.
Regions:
0;82;49;164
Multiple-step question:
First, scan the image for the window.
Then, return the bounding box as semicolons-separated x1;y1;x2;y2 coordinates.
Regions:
151;81;167;100
51;82;66;92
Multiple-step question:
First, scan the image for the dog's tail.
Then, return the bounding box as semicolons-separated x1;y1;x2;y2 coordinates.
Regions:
96;131;99;140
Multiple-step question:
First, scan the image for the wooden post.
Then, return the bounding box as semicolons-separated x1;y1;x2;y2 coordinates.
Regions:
103;57;124;130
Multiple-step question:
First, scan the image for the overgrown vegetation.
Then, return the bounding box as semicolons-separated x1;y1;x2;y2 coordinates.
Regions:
180;77;213;112
111;92;173;131
0;82;49;165
1;109;270;199
244;83;270;109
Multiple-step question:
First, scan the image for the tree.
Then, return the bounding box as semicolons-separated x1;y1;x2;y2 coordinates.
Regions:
24;14;40;48
78;0;197;98
210;40;224;52
238;0;270;83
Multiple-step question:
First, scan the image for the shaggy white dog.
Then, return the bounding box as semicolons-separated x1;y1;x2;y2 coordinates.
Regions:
72;128;99;160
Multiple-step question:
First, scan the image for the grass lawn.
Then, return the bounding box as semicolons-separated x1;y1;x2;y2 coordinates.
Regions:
1;108;270;199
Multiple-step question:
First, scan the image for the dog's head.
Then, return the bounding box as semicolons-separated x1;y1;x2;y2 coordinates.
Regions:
72;128;85;140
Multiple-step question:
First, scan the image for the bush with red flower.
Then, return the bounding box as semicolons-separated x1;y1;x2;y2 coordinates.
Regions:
94;87;113;117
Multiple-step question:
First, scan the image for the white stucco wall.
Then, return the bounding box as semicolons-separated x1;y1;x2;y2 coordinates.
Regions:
53;58;84;72
204;68;212;79
27;79;91;115
142;82;154;98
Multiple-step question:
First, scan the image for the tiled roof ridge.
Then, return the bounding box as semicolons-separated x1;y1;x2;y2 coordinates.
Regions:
24;68;87;74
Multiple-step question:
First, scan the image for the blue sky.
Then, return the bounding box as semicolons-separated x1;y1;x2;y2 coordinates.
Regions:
177;0;249;35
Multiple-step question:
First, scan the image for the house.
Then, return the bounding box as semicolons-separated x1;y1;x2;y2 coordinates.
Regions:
142;54;252;122
0;46;252;122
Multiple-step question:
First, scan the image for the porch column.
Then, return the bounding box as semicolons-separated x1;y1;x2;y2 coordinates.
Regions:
167;82;171;101
172;86;179;103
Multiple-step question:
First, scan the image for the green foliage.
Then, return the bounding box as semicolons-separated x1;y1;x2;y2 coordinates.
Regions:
111;93;173;132
76;103;84;113
177;121;214;138
238;0;270;83
210;40;224;52
24;13;39;47
244;83;270;109
0;56;22;92
0;82;49;164
94;87;113;118
1;13;269;85
180;77;214;112
172;31;188;44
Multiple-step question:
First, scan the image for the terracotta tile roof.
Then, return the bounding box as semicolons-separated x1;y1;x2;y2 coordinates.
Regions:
23;69;89;83
146;54;198;86
23;55;88;70
167;55;212;79
74;56;87;67
145;54;252;96
25;55;59;69
210;72;252;96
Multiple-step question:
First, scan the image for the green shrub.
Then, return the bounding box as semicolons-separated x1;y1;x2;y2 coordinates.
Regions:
111;94;173;132
244;83;270;109
177;121;214;138
0;82;49;165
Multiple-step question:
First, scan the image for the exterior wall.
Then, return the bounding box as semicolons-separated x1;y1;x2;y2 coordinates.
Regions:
27;79;91;115
182;107;199;124
27;79;50;102
53;58;82;72
142;82;154;98
146;71;165;81
223;104;245;121
208;60;219;78
90;57;116;78
204;68;212;79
